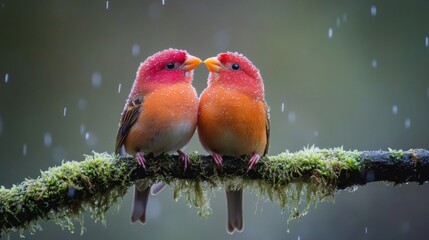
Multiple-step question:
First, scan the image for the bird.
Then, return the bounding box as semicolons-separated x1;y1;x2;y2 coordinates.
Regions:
115;48;201;224
198;52;270;234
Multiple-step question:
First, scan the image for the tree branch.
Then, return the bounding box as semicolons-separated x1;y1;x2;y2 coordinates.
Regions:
1;148;428;236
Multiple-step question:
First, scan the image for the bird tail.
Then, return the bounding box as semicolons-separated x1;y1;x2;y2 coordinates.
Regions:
131;181;150;224
226;188;243;234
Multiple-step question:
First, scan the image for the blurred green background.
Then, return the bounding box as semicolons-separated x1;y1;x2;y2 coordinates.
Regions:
1;0;429;239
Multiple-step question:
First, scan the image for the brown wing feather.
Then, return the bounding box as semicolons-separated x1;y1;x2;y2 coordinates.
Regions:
115;97;143;154
263;103;270;156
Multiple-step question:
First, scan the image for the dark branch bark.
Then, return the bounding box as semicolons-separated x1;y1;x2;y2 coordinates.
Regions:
336;149;429;189
0;149;428;236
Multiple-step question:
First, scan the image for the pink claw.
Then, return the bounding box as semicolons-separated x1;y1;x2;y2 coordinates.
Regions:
177;149;189;172
212;152;223;168
247;153;261;172
136;152;146;170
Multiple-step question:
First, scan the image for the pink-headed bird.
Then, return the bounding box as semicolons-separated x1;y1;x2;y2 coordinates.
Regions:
115;48;201;224
198;52;270;233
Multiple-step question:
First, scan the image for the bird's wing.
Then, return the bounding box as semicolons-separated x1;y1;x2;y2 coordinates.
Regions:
115;97;143;154
263;103;270;156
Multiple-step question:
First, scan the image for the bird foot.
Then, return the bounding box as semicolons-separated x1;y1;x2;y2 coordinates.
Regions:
136;152;146;170
247;153;261;172
177;149;189;172
212;152;223;168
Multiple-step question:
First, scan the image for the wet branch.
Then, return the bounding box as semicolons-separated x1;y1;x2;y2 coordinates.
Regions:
336;149;429;189
0;148;428;236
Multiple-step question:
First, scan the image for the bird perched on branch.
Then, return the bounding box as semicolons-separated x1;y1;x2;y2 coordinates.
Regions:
115;48;201;224
198;52;270;233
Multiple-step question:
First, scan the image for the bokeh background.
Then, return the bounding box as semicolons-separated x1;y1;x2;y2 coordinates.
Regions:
1;0;429;239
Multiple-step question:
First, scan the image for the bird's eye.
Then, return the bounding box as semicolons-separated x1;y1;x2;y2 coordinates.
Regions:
231;63;240;70
166;62;175;70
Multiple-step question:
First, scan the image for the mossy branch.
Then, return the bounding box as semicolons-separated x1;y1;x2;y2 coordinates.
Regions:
1;148;428;236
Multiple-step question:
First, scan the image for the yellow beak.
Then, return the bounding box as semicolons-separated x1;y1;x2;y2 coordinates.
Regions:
203;57;223;73
181;55;202;71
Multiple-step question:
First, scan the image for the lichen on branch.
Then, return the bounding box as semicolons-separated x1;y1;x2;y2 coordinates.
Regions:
1;148;428;237
0;153;133;236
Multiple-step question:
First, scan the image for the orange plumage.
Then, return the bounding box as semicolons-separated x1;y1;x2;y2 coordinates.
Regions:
198;52;270;233
123;83;199;156
198;86;267;157
115;49;201;224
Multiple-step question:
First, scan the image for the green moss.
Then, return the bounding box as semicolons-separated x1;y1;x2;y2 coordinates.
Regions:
0;152;131;237
256;147;360;223
388;148;404;161
1;148;363;236
172;146;361;225
172;180;212;217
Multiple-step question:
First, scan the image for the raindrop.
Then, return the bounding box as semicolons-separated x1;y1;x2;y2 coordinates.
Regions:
91;72;102;88
313;131;319;137
288;111;296;123
365;227;368;234
342;13;348;22
371;6;377;16
392;105;398;114
53;146;66;163
85;131;98;147
80;124;86;136
328;28;333;38
44;132;52;147
425;36;428;47
281;102;285;112
298;237;300;240
336;17;341;27
105;0;109;9
162;0;165;5
4;73;9;83
371;59;378;68
132;44;140;56
23;144;27;156
77;99;87;110
63;107;67;117
405;118;411;129
118;83;122;93
400;221;410;233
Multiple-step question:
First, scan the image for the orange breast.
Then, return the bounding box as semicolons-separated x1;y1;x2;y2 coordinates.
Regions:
124;83;198;155
198;85;267;156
